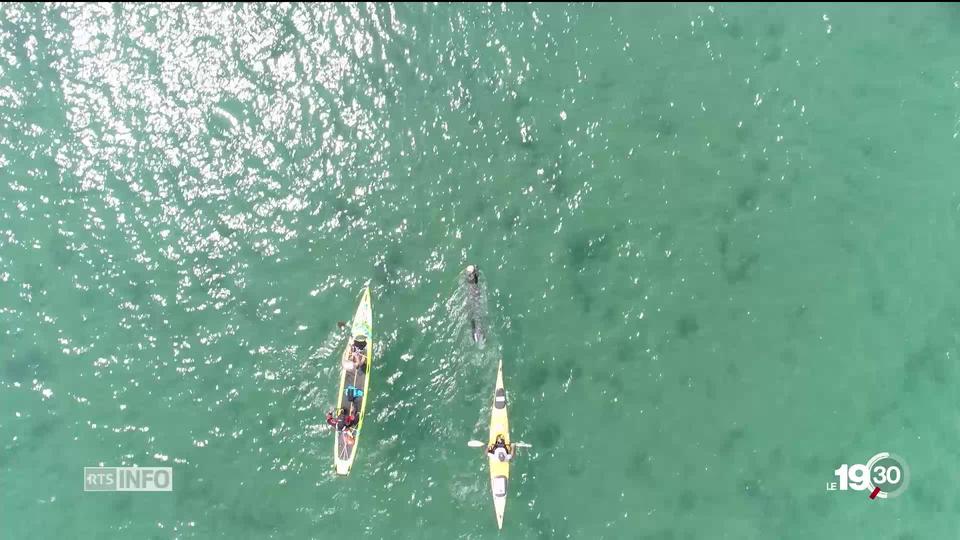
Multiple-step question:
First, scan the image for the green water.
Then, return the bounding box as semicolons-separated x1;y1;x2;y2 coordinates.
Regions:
2;3;959;538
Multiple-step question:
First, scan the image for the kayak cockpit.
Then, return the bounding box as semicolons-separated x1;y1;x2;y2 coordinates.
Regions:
492;475;507;497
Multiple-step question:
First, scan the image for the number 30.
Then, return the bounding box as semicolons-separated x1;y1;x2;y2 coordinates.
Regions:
873;465;901;485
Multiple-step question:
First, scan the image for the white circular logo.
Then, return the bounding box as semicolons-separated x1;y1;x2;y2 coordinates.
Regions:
864;452;910;499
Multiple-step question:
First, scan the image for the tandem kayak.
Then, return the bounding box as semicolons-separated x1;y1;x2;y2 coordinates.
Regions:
334;286;373;476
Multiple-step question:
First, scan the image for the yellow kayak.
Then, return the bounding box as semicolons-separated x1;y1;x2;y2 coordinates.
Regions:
488;359;510;528
334;287;372;476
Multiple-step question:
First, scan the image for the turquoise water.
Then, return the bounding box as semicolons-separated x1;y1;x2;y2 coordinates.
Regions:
2;2;959;538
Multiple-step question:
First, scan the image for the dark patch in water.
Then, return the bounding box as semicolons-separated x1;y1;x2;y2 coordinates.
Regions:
724;253;759;285
737;186;758;210
910;484;944;513
465;194;489;222
231;495;284;533
768;446;784;469
128;277;150;306
943;2;960;34
638;531;676;540
674;315;699;339
593;369;625;394
780;349;798;368
5;347;53;383
555;357;583;384
534;146;569;199
567;229;614;270
719;426;745;454
726;20;744;40
511;92;532;112
656;116;676;139
867;402;895;427
740;478;764;499
726;361;741;379
522;363;550;392
762;44;782;63
653;224;675;252
678;489;697;512
807;492;830;515
616;338;638;363
50;239;76;268
532;514;569;540
111;495;133;514
498;206;521;231
532;422;561;449
870;289;887;316
567;455;586;477
595;70;617;92
704;379;717;400
903;342;947;389
752;157;770;175
648;385;664;407
735;123;751;143
373;248;404;290
767;22;785;38
626;449;653;480
801;454;825;476
571;276;594;314
30;416;61;443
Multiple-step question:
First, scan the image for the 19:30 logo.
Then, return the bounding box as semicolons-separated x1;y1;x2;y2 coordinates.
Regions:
827;452;910;499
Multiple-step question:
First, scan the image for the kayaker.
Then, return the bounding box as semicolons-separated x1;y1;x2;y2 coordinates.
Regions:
465;265;480;285
328;410;357;431
487;435;513;462
351;337;367;370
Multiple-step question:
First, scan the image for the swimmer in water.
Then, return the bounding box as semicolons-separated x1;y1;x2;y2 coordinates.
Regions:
464;264;485;344
466;264;479;285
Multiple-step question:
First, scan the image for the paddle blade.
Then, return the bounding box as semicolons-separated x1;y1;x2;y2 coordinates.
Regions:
467;440;486;448
513;442;532;448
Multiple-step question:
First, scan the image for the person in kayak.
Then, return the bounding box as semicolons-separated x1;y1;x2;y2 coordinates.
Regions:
487;434;513;462
326;410;354;431
328;410;358;431
342;427;356;445
350;336;367;371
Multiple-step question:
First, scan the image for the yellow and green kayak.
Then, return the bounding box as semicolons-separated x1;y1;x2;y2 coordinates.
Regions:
334;286;372;476
488;359;510;528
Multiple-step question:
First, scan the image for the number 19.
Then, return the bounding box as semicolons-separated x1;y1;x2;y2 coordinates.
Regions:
834;464;869;491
